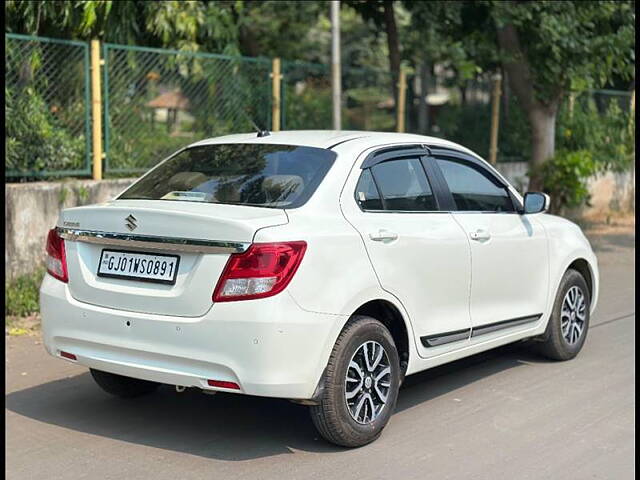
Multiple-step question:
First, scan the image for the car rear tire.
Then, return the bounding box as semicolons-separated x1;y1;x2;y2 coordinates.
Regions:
90;369;160;398
537;269;591;361
310;315;401;447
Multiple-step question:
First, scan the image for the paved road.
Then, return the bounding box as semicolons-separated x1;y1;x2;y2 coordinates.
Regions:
6;231;635;480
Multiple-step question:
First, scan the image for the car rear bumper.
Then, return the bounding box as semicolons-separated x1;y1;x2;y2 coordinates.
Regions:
40;274;347;399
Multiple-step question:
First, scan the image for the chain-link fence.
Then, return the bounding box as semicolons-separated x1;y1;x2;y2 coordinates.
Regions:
405;74;526;162
281;61;331;130
4;33;635;180
405;75;500;160
103;43;272;174
281;61;396;131
5;33;91;179
343;66;396;131
556;89;635;171
404;74;635;167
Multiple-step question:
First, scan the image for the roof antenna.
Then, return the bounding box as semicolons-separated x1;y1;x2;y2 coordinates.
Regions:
241;107;271;138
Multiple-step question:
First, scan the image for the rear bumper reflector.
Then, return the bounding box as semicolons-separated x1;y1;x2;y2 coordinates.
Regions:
207;379;240;390
60;351;77;360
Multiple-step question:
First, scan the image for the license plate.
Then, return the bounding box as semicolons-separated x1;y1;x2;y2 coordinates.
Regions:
97;249;180;285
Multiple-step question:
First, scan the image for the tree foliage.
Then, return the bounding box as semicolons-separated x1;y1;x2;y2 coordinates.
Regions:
487;1;635;190
6;1;634;90
5;0;635;205
402;1;492;82
536;150;597;215
6;86;85;174
491;1;635;103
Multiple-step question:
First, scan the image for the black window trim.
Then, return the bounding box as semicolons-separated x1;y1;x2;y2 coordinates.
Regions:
430;148;508;189
429;149;522;214
356;168;387;211
354;144;524;215
355;146;446;214
420;155;458;212
360;144;432;169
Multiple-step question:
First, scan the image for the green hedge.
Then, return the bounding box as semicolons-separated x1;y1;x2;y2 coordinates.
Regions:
5;87;85;176
5;269;45;318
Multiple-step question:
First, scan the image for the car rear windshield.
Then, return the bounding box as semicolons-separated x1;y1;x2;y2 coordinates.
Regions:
119;143;337;209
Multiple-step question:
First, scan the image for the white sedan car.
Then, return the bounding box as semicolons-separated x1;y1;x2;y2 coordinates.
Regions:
40;130;598;447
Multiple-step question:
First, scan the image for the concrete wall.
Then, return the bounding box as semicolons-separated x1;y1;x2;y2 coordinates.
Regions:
496;162;636;217
4;164;635;281
5;179;134;280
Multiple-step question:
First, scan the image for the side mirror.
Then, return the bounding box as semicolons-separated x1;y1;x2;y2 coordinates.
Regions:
523;192;550;214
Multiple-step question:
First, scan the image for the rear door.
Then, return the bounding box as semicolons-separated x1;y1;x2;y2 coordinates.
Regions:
430;151;549;336
341;147;473;357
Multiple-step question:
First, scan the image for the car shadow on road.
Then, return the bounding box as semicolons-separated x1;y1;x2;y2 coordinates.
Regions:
6;342;551;461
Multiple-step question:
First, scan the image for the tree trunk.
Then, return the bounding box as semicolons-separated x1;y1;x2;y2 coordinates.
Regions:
460;82;467;106
418;60;430;134
238;27;260;58
383;1;401;114
528;104;558;190
496;23;562;192
231;3;260;57
501;67;509;122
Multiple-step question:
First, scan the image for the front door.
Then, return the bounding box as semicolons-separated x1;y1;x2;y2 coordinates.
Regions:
432;155;549;336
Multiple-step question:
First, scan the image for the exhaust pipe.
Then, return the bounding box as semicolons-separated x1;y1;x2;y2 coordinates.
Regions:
175;385;186;393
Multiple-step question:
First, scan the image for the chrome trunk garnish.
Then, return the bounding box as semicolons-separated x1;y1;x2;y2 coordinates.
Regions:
57;227;250;254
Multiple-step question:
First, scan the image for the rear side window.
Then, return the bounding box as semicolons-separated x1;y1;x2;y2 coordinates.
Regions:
370;158;437;211
436;158;514;212
119;144;336;209
355;169;384;210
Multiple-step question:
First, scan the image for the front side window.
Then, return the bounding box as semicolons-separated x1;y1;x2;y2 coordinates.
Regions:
119;144;336;209
436;158;515;212
369;158;437;211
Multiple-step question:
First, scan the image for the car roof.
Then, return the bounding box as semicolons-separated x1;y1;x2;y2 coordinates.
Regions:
184;130;519;205
186;130;516;192
189;130;367;149
187;130;480;157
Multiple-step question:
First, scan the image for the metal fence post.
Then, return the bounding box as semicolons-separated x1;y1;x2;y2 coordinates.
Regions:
271;58;282;132
568;92;576;119
630;89;635;132
90;39;103;180
396;67;407;133
331;0;342;131
488;72;502;165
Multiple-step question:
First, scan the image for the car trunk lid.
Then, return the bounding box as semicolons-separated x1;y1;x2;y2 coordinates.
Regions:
59;200;288;317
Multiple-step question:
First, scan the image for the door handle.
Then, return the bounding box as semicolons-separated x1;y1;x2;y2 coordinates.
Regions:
369;229;398;242
469;228;491;241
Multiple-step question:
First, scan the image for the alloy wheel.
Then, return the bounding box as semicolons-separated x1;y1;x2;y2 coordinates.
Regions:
344;341;391;424
561;285;587;345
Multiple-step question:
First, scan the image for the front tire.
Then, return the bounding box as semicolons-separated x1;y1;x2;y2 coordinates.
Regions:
310;316;401;447
90;369;160;398
537;269;591;361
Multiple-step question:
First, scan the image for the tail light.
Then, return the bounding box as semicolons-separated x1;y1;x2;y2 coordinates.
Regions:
45;228;68;283
213;241;306;302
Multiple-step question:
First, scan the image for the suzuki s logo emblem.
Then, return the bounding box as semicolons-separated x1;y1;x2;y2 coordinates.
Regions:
125;214;138;231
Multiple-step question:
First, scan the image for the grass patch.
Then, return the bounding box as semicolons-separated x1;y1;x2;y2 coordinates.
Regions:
5;268;45;319
5;314;41;336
